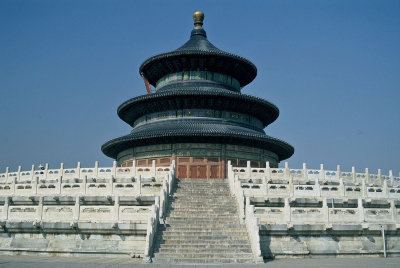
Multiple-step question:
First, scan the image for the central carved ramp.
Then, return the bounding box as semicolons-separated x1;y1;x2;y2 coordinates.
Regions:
153;178;254;264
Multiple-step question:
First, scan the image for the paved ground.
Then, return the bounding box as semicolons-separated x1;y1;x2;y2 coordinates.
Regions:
0;255;399;268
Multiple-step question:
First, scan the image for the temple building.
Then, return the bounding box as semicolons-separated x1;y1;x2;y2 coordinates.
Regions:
101;11;294;179
0;11;399;263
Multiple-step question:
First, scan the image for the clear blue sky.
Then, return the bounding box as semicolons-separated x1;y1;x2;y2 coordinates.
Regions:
0;0;399;175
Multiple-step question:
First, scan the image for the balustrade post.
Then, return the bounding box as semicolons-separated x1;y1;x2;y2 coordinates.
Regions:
45;163;49;180
33;176;38;195
109;176;114;195
2;196;9;220
284;198;291;223
315;177;321;197
132;159;136;177
336;165;341;180
383;179;388;198
288;176;294;197
361;179;367;198
77;162;81;178
152;160;156;178
73;196;80;221
246;161;251;178
58;176;62;194
365;168;370;185
302;163;308;180
265;161;271;180
11;177;16;195
112;161;117;178
94;161;99;176
339;178;345;197
137;175;142;196
227;160;231;179
389;170;394;186
114;196;120;222
389;200;396;223
17;166;21;181
358;198;364;223
234;174;239;194
5;167;9;181
60;163;64;177
37;196;43;221
352;166;356;183
378;169;382;184
284;162;290;180
82;175;87;195
262;176;268;195
322;198;329;223
30;165;35;181
319;164;325;181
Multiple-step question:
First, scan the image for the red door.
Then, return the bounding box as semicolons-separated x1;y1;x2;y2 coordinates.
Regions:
210;165;219;178
190;166;198;178
178;166;187;178
198;166;207;178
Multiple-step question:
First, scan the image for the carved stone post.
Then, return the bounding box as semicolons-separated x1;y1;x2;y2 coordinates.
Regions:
152;160;156;178
303;163;308;180
94;161;99;176
358;198;364;223
322;198;329;223
284;198;291;223
77;162;81;178
246;161;251;178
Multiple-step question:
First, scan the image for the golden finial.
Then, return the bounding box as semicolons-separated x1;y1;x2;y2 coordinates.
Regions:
193;11;204;29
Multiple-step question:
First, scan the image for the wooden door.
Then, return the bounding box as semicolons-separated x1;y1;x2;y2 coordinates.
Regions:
198;166;207;178
190;166;198;178
178;165;187;179
210;165;219;178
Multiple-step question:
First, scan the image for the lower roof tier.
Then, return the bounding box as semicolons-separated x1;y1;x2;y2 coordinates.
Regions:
101;118;294;161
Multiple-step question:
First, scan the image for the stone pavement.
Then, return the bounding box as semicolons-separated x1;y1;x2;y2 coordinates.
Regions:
0;255;399;268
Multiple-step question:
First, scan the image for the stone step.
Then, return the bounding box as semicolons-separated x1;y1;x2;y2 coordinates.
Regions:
155;252;253;259
168;207;237;211
168;205;235;209
153;257;254;264
171;196;233;199
156;238;251;244
160;231;248;237
157;247;252;254
159;226;246;232
157;243;252;249
166;213;237;218
169;202;236;207
166;217;239;223
159;234;249;240
159;225;246;230
166;215;238;219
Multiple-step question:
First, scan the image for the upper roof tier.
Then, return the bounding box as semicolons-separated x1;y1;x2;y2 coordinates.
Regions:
139;11;257;89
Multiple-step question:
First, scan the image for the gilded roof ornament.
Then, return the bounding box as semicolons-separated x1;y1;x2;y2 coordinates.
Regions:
193;11;204;29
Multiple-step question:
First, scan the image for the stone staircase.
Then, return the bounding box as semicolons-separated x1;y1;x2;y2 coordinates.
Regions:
152;178;256;264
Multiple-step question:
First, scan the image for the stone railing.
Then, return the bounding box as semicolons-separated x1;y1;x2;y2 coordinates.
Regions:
0;161;176;197
232;162;400;188
0;160;173;183
245;197;263;263
0;160;176;258
144;196;160;262
253;197;399;226
229;162;400;200
144;160;176;262
0;195;153;229
228;161;260;263
228;160;400;234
